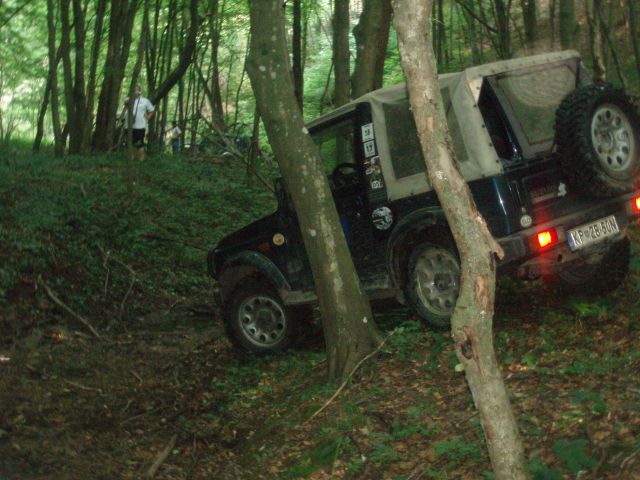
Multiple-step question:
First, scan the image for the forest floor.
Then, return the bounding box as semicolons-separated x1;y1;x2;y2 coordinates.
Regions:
1;150;640;480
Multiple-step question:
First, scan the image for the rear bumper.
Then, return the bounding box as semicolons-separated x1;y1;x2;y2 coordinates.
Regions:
497;191;639;274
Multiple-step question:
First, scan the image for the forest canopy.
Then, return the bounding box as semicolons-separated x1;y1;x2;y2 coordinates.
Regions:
0;0;638;152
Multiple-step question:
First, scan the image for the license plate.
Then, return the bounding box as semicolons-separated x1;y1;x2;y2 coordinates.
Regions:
567;215;620;251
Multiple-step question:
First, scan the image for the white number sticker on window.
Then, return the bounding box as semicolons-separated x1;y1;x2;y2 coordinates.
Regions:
363;140;376;158
361;123;375;142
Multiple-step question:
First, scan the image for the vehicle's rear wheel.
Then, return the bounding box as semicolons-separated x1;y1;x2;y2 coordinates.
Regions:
406;241;460;328
544;236;630;295
555;84;640;197
224;281;293;353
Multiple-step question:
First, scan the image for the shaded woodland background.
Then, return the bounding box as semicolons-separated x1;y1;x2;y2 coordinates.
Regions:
1;1;640;479
0;0;639;153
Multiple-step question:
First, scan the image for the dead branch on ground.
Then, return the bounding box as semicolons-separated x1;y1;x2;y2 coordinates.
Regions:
38;277;102;339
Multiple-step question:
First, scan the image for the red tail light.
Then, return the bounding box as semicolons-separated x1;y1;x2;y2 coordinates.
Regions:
531;229;559;250
634;196;640;213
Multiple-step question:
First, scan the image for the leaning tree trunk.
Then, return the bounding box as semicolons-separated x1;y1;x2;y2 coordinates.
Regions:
352;0;392;98
332;0;350;107
247;0;381;383
150;0;199;105
391;0;530;478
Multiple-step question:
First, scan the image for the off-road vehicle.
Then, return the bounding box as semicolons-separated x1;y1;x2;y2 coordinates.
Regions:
208;51;640;352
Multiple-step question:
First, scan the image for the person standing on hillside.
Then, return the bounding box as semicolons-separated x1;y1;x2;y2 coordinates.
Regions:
169;121;182;155
122;85;155;161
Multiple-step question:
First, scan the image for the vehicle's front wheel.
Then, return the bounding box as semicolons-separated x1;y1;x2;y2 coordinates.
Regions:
406;241;461;328
224;281;293;353
544;236;630;295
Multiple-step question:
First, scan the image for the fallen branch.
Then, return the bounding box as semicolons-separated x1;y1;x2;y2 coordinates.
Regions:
39;278;101;339
619;447;640;477
146;434;177;479
63;379;103;393
97;245;137;317
306;329;397;423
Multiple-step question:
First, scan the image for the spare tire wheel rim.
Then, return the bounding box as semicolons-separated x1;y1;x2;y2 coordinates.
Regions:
591;103;636;178
238;295;286;347
414;248;460;316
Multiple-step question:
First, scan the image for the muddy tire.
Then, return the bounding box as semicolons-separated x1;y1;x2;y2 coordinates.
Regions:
223;281;293;353
406;241;460;328
555;84;640;197
544;236;630;295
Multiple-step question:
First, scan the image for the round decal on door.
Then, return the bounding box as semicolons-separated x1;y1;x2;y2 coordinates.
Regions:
372;207;393;230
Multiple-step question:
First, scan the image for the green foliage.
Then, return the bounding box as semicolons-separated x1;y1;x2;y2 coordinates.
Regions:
569;389;608;415
528;457;564;480
553;439;598;475
386;320;423;359
0;151;276;334
432;438;481;463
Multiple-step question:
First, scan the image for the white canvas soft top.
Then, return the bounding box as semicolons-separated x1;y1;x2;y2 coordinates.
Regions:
307;50;581;200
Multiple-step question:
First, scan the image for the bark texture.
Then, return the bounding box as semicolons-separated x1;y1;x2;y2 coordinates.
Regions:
247;0;381;383
520;0;537;48
586;0;606;82
150;0;199;105
559;0;577;48
333;0;350;107
391;0;530;478
44;0;63;157
629;0;640;77
292;0;304;108
352;0;392;98
92;0;138;151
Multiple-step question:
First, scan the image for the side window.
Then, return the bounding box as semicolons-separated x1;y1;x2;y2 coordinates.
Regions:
311;117;355;174
383;87;469;181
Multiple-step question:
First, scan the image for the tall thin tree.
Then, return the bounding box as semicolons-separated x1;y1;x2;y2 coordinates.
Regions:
247;0;381;383
352;0;392;98
392;0;530;478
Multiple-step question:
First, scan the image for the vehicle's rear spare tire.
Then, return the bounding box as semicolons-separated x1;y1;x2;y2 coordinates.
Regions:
555;84;640;197
544;236;630;295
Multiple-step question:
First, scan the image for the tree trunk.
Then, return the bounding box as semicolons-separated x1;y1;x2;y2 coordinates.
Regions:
82;0;107;153
461;1;481;63
46;0;63;157
208;0;225;130
150;0;199;105
33;75;51;152
333;0;350;107
92;0;138;151
549;0;556;47
352;0;392;98
391;0;530;478
629;0;640;77
59;0;78;152
247;0;381;384
292;0;304;109
586;0;606;82
520;0;537;48
559;0;577;48
494;0;512;59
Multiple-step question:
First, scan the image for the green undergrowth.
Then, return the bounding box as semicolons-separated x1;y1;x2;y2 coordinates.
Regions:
0;150;276;337
1;148;640;479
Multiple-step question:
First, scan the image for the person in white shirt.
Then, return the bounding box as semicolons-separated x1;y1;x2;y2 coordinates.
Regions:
122;85;155;161
170;121;182;154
